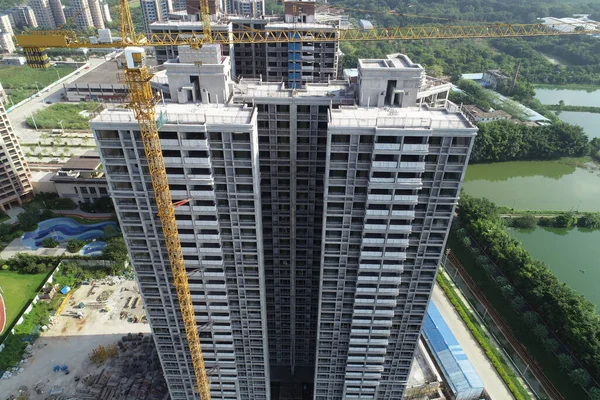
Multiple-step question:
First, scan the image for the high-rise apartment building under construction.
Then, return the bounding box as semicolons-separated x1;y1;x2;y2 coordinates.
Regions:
93;23;476;399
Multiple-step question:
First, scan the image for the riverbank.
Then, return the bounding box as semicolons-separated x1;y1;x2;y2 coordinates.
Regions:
534;83;600;91
452;195;600;398
545;105;600;113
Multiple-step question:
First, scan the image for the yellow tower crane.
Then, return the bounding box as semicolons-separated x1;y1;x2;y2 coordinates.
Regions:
14;1;600;397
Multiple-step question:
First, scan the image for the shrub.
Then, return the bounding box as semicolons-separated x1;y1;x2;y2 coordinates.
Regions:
67;239;86;253
569;368;591;387
511;215;537;229
553;213;578;228
578;213;600;229
1;264;8;270
42;238;59;248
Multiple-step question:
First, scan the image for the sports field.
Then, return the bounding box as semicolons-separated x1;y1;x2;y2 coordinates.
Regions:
0;271;48;340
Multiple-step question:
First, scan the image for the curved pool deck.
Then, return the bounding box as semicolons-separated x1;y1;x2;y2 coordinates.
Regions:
79;241;108;256
21;218;119;250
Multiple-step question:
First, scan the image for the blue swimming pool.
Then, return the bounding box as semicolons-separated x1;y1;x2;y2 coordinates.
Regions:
79;241;107;256
21;218;120;250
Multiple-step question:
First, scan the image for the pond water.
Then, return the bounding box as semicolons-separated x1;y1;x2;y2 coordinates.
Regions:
535;87;600;107
462;161;600;211
552;111;600;139
508;227;600;310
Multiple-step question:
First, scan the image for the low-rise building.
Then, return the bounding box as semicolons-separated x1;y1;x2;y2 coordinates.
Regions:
482;69;510;90
3;56;27;65
359;19;373;29
50;151;108;204
462;105;511;123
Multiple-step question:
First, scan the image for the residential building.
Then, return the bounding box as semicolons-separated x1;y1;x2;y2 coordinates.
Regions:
231;0;263;16
51;151;109;204
100;2;112;23
0;33;15;53
150;1;340;88
49;0;66;26
171;0;186;12
88;0;105;29
140;0;173;32
359;19;373;29
0;83;32;211
0;14;14;36
71;0;94;29
482;69;510;90
92;49;475;400
7;6;38;28
28;0;56;29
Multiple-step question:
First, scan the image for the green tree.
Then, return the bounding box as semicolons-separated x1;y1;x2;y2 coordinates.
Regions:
588;387;600;400
42;238;59;248
569;369;591;387
558;353;575;371
511;215;537;229
67;239;86;253
578;214;600;229
102;237;128;267
553;213;578;228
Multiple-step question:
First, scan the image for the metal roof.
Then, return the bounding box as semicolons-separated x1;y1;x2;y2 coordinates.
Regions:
423;300;484;400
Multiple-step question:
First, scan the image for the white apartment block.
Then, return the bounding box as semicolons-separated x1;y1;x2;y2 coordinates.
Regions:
101;2;112;23
87;0;105;29
92;48;475;400
0;84;32;211
0;33;15;53
0;15;14;36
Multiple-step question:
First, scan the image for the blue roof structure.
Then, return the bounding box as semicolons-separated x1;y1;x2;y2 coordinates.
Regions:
423;301;484;400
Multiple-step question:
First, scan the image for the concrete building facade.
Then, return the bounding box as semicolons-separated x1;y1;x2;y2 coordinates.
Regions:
0;15;14;36
87;0;105;29
0;84;32;211
100;2;112;23
71;0;94;29
141;0;173;32
0;33;15;53
28;0;56;28
92;51;475;400
7;6;38;28
49;0;66;26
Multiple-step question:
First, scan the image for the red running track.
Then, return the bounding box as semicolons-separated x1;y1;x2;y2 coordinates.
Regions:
0;292;5;335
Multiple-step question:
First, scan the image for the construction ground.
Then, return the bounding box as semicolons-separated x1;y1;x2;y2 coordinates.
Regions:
0;277;169;400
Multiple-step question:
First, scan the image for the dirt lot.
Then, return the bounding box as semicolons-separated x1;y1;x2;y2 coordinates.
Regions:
0;277;151;399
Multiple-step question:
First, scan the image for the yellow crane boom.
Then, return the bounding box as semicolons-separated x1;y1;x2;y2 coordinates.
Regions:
15;22;600;50
13;3;600;399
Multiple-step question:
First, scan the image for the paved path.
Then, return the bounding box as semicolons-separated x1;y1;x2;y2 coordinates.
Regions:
432;284;515;399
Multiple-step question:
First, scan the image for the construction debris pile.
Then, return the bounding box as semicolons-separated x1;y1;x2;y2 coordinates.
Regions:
75;333;168;400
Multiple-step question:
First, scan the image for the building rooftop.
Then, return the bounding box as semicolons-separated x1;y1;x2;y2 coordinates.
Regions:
233;79;355;101
359;53;421;70
462;105;511;119
329;103;474;130
423;300;484;398
61;155;102;171
93;103;254;125
67;59;157;86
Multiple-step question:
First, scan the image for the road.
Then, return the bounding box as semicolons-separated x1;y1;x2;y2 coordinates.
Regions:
9;57;108;139
431;284;515;399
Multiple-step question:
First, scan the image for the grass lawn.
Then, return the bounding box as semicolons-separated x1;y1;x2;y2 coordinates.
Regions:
27;102;103;130
0;270;49;341
448;233;589;399
0;65;76;104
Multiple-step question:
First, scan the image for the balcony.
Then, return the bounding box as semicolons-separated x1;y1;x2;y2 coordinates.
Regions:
368;194;392;201
388;225;411;233
393;195;418;203
372;161;397;169
402;144;429;153
398;162;425;171
364;224;387;231
391;210;415;218
374;143;401;151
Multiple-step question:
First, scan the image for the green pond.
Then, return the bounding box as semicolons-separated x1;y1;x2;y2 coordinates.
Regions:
535;87;600;107
534;87;600;138
508;227;600;309
462;161;600;212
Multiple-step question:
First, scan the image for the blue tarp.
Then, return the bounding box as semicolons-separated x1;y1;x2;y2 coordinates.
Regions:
423;301;484;400
60;286;71;295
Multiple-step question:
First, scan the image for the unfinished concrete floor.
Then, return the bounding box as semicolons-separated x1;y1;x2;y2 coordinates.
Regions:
0;277;154;399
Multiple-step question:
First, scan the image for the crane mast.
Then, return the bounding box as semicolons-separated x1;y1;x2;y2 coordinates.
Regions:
12;5;600;398
119;48;212;400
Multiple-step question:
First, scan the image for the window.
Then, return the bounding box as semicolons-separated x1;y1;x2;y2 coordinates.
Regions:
99;187;107;195
80;187;88;194
89;187;97;194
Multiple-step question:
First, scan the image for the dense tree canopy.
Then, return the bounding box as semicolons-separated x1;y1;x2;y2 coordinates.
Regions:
470;120;590;163
457;195;600;382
